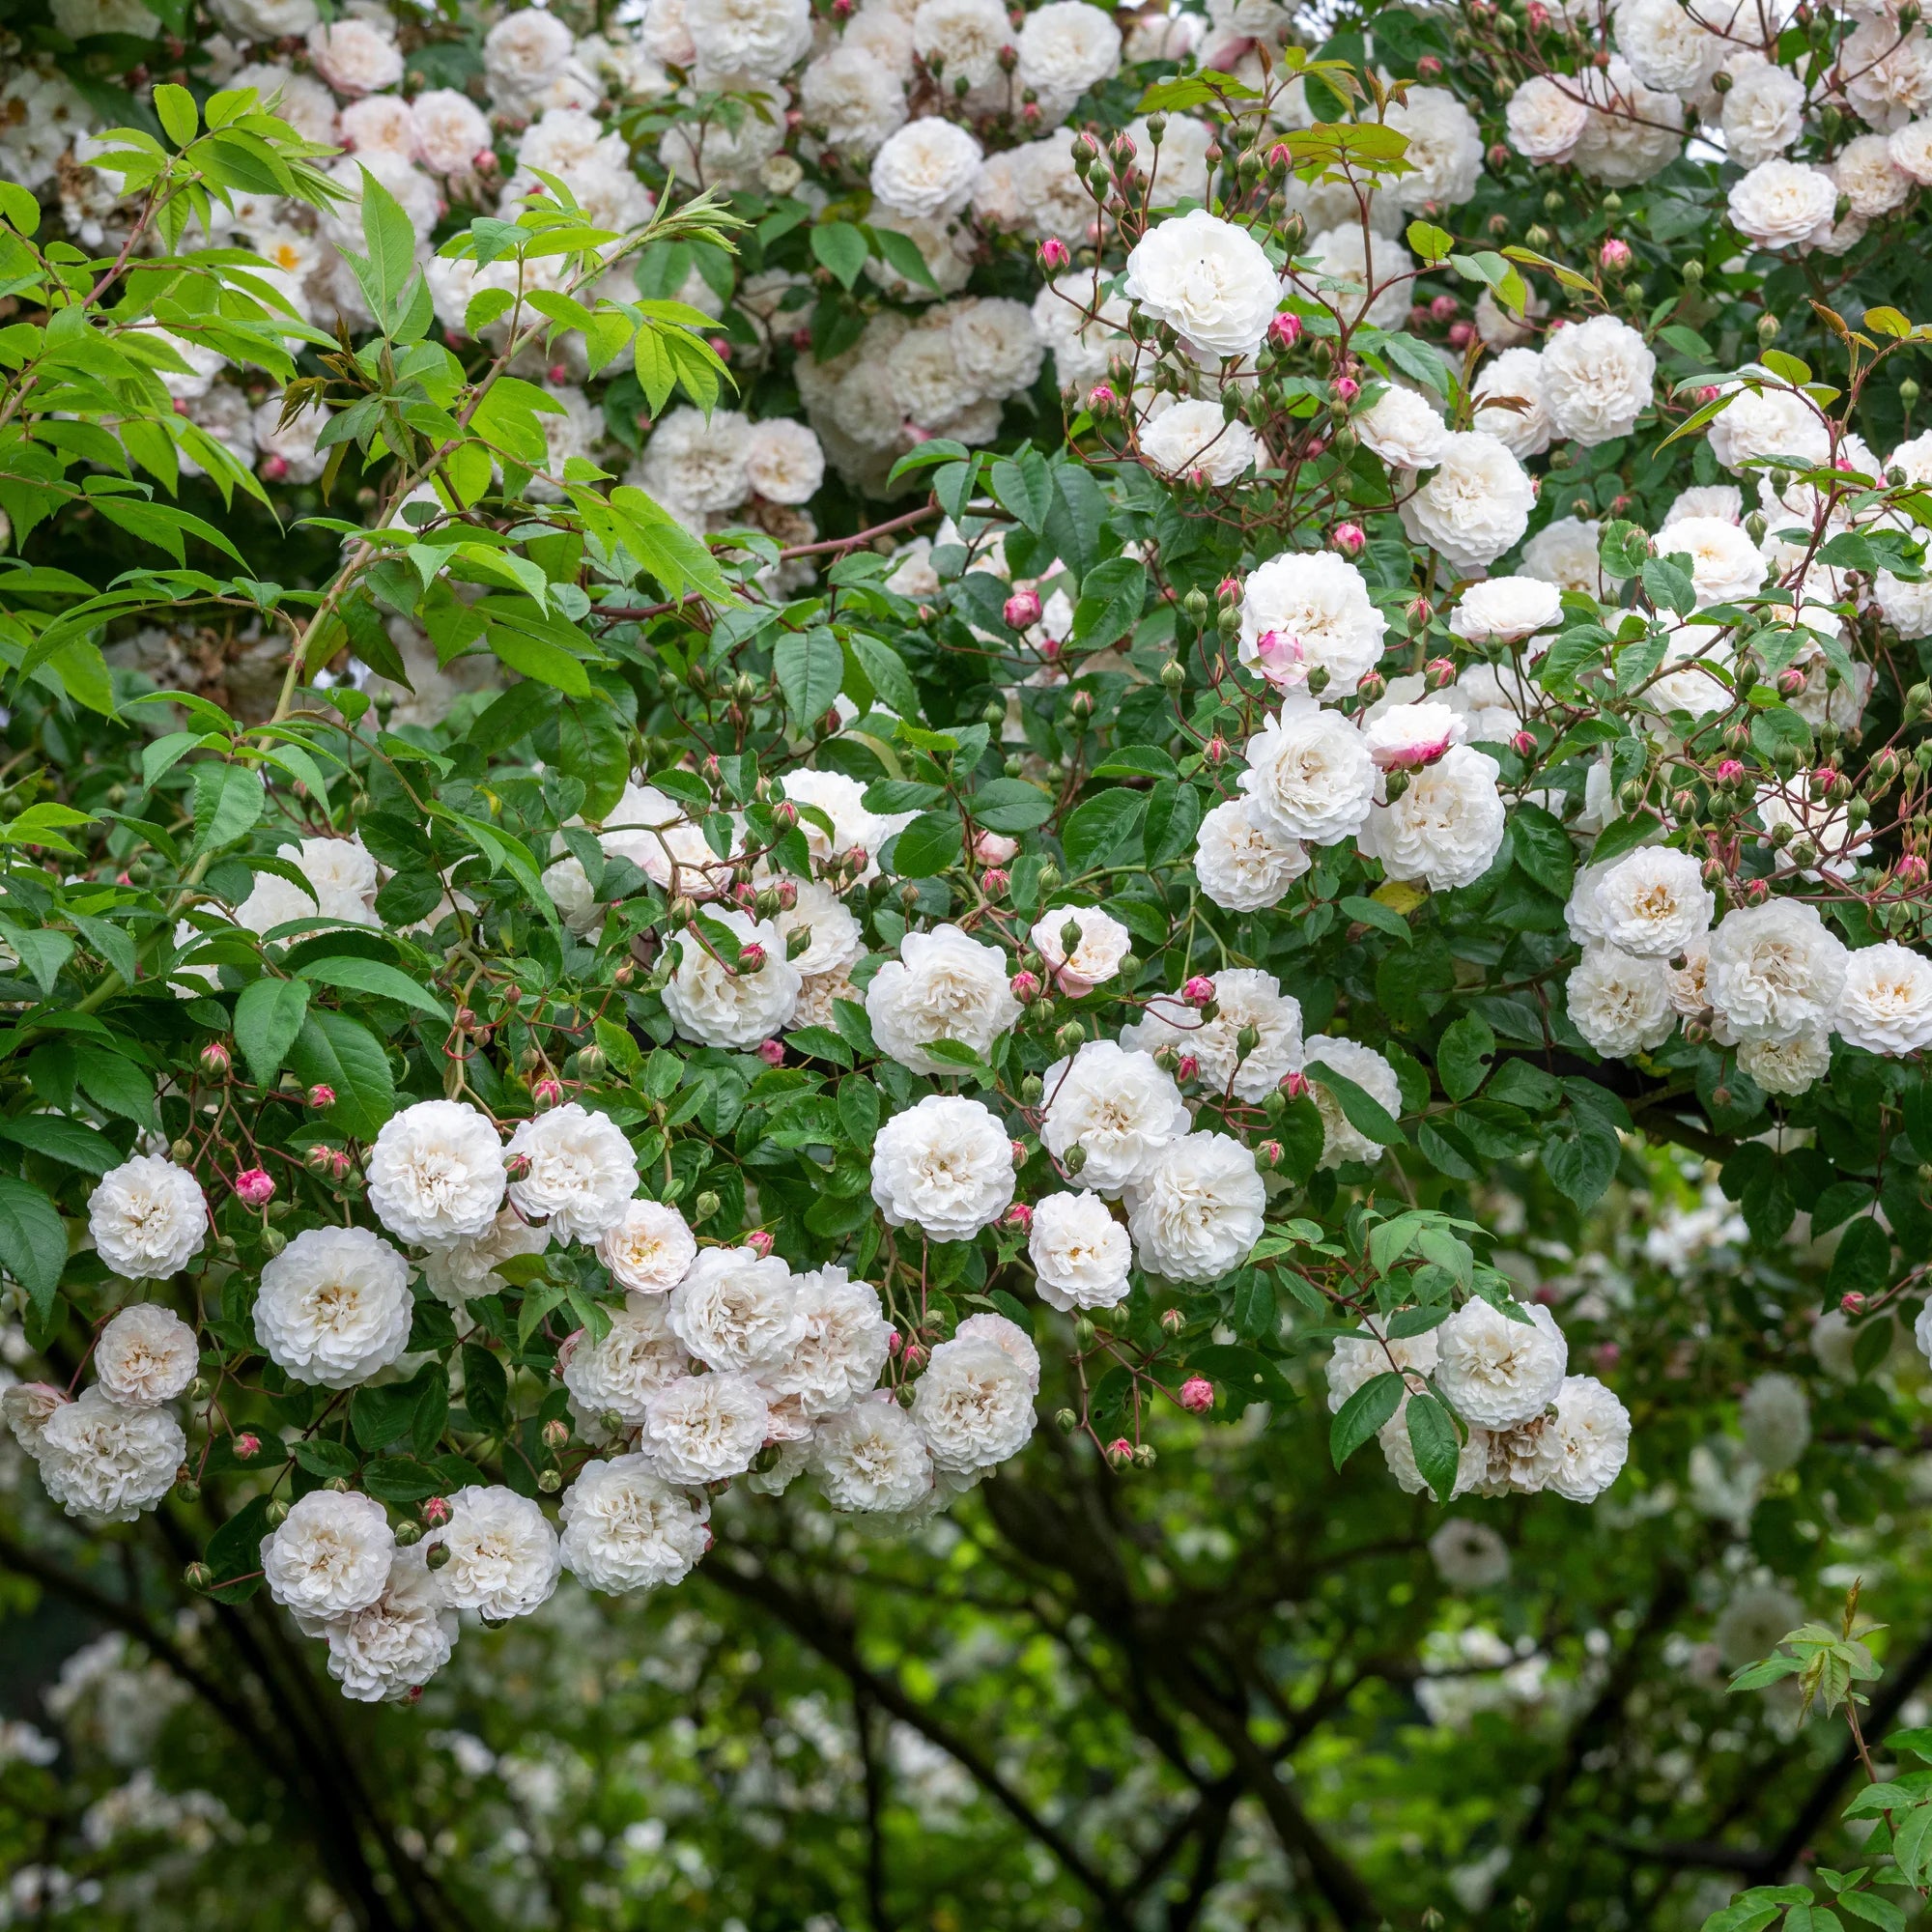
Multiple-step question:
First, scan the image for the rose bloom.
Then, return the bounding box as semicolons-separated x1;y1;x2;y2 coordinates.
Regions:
424;1485;562;1622
482;6;575;104
1385;85;1482;210
685;0;812;80
1031;905;1132;996
1470;347;1551;459
88;1155;208;1280
559;1455;712;1594
1739;1026;1833;1095
1430;1517;1511;1586
1839;132;1913;216
1521;516;1609;596
911;0;1010;88
3;1383;68;1458
866;923;1022;1073
1237;698;1378;845
1505;74;1589;163
262;1490;395;1627
663;906;801;1049
1037;1039;1190;1196
811;1396;935;1513
324;1547;458;1703
1296;223;1414;329
419;1208;551;1307
1566;946;1676;1057
667;1246;804;1376
506;1102;639;1244
870;1094;1016;1240
1356;384;1450;469
1449;575;1562;646
1591;847;1714;957
1138;398;1260;484
1028;1190;1133;1311
93;1303;197;1407
1435;1299;1568;1430
1124;1132;1264;1283
1834;941;1932;1054
1193;796;1310;912
559;1293;692;1427
1236;552;1389;698
912;1332;1038;1474
1361;699;1465;773
1326;1315;1437;1412
1016;0;1122;104
1122;968;1304;1103
1398;432;1534;573
1573;56;1684;186
1304;1036;1403;1167
1539;315;1657;447
366;1099;506;1247
641;1372;771;1484
1708;384;1830;474
1122;208;1282;361
596;1199;697;1294
306;16;403;95
1706;898;1849;1044
1727;158;1837;250
254;1225;413;1390
800;45;908;157
1612;0;1720;92
757;1265;894;1416
1723;60;1805;168
412;88;491;175
1357;745;1507;892
34;1387;184;1523
869;117;984;218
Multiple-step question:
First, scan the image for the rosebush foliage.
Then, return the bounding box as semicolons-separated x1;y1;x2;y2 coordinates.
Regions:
12;0;1932;1923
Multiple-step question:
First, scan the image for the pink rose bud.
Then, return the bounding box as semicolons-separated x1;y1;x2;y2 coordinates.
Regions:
234;1432;262;1460
1716;758;1746;783
1599;237;1632;270
1841;1291;1866;1314
1004;587;1042;629
1038;237;1071;270
504;1151;534;1182
888;1328;903;1356
1898;855;1929;888
260;453;289;482
199;1040;232;1079
234;1168;275;1208
546;361;569;386
1447;321;1474;348
1424;656;1458;691
1357;669;1387;702
1268;312;1302;349
734;882;758;909
1009;1138;1029;1166
307;1084;335;1109
739;943;767;973
1417;51;1444;75
422;1495;452;1527
1527;0;1549;25
1743;878;1772;906
775;878;798;910
1105;1436;1135;1469
756;1039;785;1067
1698;384;1720;405
772;799;799;830
1406;596;1434;629
1258;1139;1283;1170
1175;1054;1200;1082
531;1076;563;1111
1429;294;1460;322
1280;1070;1310;1101
901;1343;928;1372
1039;636;1062;662
1511;729;1538;758
1089;384;1117;409
1003;1202;1034;1232
1179;1376;1214;1413
975;829;1019;864
981;867;1010;895
1205;734;1228;764
746;1229;776;1257
1776;667;1807;696
1217;576;1242;602
1010;970;1041;1004
304;1143;338;1175
1332;523;1366;556
1330;375;1359;405
1182;976;1215;1007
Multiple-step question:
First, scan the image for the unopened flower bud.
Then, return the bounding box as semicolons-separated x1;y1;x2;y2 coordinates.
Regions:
1179;1376;1214;1413
1039;237;1070;270
1331;522;1366;556
1600;237;1632;272
234;1431;262;1461
504;1151;533;1182
1175;1053;1200;1082
199;1040;232;1079
746;1229;776;1257
693;1190;721;1223
235;1168;275;1208
425;1540;452;1571
1104;1436;1135;1470
1182;976;1215;1008
1054;1406;1078;1433
1063;1144;1088;1176
739;942;767;973
185;1561;213;1591
1268;312;1302;350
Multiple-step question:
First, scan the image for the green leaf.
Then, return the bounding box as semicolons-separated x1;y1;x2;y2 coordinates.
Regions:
966;778;1055;833
1071;556;1147;649
1543;1127;1619;1208
1330;1370;1403;1469
775;627;844;728
190;763;265;855
988;448;1052;534
298;955;450;1020
810;219;869;289
1435;1014;1496;1101
461;1342;509;1435
1509;803;1574;898
0;1115;119;1176
1064;788;1148;872
1405;1391;1462;1502
838;1075;881;1148
848;633;922;720
234;975;312;1087
202;1494;273;1604
888;810;963;879
288;1011;396;1141
154;82;198;147
0;1176;68;1315
1305;1055;1406;1151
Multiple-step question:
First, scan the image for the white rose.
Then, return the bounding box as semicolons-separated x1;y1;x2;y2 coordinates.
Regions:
744;417;826;503
1471;346;1551;458
911;0;1010;87
1435;1299;1567;1430
1122;968;1304;1103
1122;209;1282;361
596;1200;697;1294
1236;698;1378;845
1543;1376;1632;1502
1538;316;1657;447
686;0;812;78
1358;384;1450;469
559;1456;712;1593
1565;946;1676;1057
1236;551;1388;698
1738;1026;1833;1095
1723;61;1805;167
1641;624;1736;723
412;87;491;175
1123;1132;1265;1282
1028;1191;1132;1311
366;1099;506;1247
667;1247;804;1376
339;95;415;160
1037;1039;1189;1196
254;1226;413;1390
757;1265;893;1416
324;1547;457;1702
912;1333;1037;1473
418;1208;550;1307
1740;1370;1808;1470
870;117;983;217
1707;898;1849;1043
870;1094;1015;1240
209;0;318;36
306;16;403;95
1662;483;1744;526
1326;1315;1438;1411
1612;0;1720;93
1138;398;1260;483
1842;19;1932;133
1727;157;1837;250
1429;1518;1511;1586
641;1372;771;1483
1358;744;1507;891
1398;432;1534;572
1295;222;1414;330
262;1491;394;1625
811;1396;934;1512
1385;85;1482;209
1834;942;1932;1053
505;1103;639;1243
1031;905;1132;997
800;45;908;157
3;1383;68;1457
1505;74;1589;162
1838;132;1912;215
770;880;864;982
1522;516;1610;595
88;1155;208;1281
866;923;1021;1072
1304;1037;1402;1167
483;8;576;105
1592;846;1715;956
1017;0;1121;105
424;1486;561;1622
1361;699;1466;773
36;1388;184;1523
1574;56;1684;185
93;1303;197;1407
1193;796;1311;911
663;906;801;1049
559;1293;692;1426
635;407;751;519
1449;574;1562;645
1707;383;1830;473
